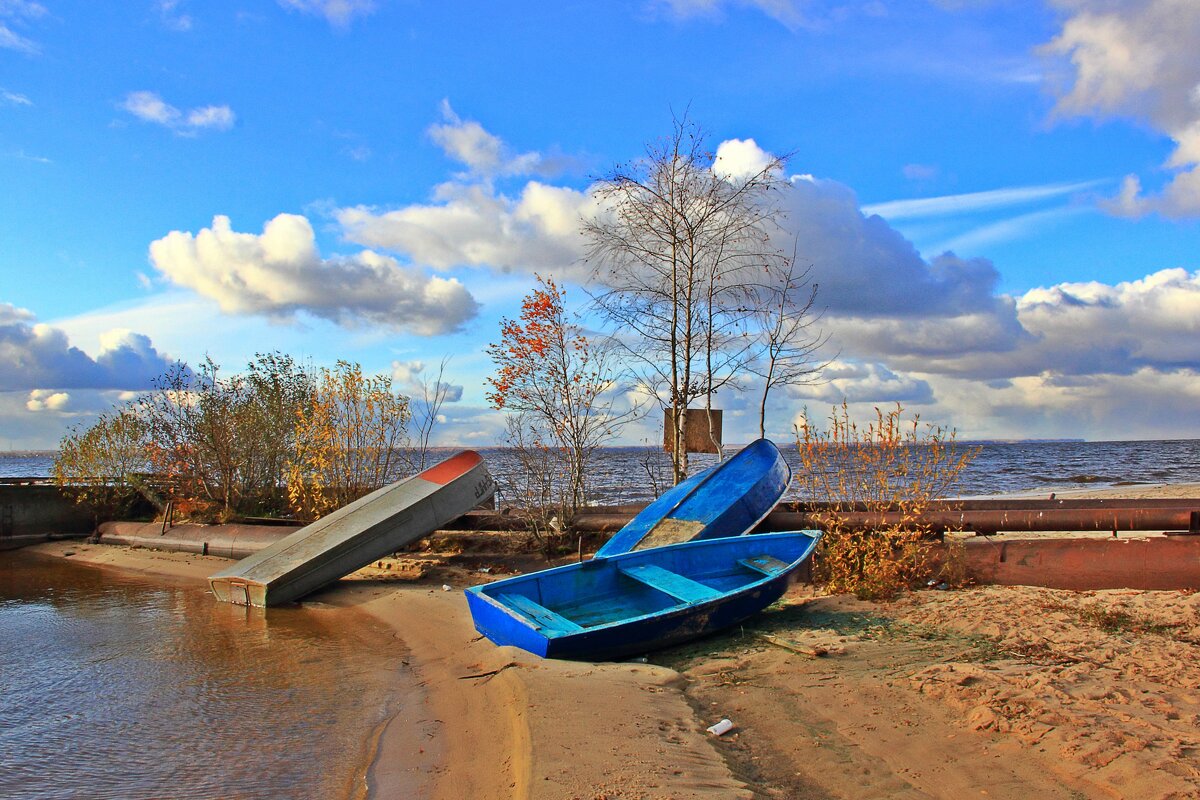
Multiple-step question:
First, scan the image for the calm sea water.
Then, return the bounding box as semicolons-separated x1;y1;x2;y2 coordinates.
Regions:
0;552;409;800
4;440;1199;501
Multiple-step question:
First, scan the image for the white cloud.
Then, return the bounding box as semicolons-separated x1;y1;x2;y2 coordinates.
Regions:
277;0;377;28
123;91;178;125
919;367;1200;440
651;0;815;30
26;389;69;411
863;180;1103;220
777;175;1008;319
0;0;44;54
1044;0;1200;217
930;205;1089;254
327;111;1200;441
1016;268;1200;372
0;302;180;391
713;138;777;180
121;91;236;135
338;181;595;277
185;105;235;131
838;267;1200;382
156;0;193;31
791;360;935;405
428;100;563;179
391;360;464;402
148;214;480;335
2;88;31;106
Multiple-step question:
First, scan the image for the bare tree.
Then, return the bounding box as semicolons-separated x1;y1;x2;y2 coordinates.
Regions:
411;355;455;470
583;115;787;482
750;255;829;439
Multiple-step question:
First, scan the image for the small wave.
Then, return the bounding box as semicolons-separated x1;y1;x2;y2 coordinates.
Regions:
1065;474;1117;484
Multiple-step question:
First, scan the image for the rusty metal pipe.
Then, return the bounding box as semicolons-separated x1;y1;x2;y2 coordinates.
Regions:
445;501;1200;535
762;508;1199;534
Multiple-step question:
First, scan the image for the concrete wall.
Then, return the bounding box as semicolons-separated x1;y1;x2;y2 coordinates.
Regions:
0;481;95;549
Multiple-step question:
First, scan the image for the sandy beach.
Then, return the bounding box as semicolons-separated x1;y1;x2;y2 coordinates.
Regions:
23;480;1200;799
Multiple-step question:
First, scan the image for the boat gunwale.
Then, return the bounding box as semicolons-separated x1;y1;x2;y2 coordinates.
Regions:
596;438;793;556
465;530;821;639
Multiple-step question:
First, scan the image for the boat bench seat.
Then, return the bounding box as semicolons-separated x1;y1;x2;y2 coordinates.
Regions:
738;555;791;576
499;593;583;633
619;564;721;604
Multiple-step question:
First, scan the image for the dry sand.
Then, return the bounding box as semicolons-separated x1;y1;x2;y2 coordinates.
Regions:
25;480;1200;799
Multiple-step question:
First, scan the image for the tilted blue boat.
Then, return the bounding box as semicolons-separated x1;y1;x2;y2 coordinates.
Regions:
464;531;821;661
594;438;791;557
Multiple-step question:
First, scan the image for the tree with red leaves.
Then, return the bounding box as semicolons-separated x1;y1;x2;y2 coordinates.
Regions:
486;275;633;515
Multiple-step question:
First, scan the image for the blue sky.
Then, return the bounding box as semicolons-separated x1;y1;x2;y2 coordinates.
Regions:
2;0;1199;449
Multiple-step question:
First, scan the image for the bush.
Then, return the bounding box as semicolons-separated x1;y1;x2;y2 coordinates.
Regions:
286;361;411;521
138;355;312;521
53;407;150;523
795;402;977;600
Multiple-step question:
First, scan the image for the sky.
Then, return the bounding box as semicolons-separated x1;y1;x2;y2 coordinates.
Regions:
2;0;1199;449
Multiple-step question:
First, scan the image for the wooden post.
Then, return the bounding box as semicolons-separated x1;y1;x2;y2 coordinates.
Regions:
664;409;723;454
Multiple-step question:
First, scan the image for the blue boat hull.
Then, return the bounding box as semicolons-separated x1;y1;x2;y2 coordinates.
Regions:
465;531;821;661
595;438;791;557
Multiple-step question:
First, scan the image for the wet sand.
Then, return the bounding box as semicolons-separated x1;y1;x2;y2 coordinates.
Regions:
24;480;1200;799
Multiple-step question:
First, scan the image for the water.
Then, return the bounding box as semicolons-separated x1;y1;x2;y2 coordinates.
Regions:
4;440;1200;500
0;552;408;800
482;439;1200;503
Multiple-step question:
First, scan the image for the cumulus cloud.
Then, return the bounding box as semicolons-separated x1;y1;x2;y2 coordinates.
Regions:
338;182;595;277
1044;0;1200;217
778;173;1008;320
329;112;1200;437
337;105;588;275
277;0;377;28
713;138;779;180
148;214;479;335
121;91;235;135
1016;268;1200;371
26;389;69;411
0;302;179;391
792;361;935;405
835;267;1200;384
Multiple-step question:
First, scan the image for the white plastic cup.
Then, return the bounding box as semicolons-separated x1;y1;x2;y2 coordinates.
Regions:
706;718;734;736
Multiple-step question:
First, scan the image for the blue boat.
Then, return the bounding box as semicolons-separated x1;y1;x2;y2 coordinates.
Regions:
464;531;821;661
595;438;791;557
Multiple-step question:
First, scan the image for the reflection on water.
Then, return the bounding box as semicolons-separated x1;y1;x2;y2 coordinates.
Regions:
0;553;407;800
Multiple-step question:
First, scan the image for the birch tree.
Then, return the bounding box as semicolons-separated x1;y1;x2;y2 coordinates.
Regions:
583;116;787;482
750;256;828;439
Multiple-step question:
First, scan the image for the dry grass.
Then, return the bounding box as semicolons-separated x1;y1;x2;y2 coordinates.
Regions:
795;402;977;600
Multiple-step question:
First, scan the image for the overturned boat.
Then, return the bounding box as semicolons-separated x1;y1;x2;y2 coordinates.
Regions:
210;451;494;607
